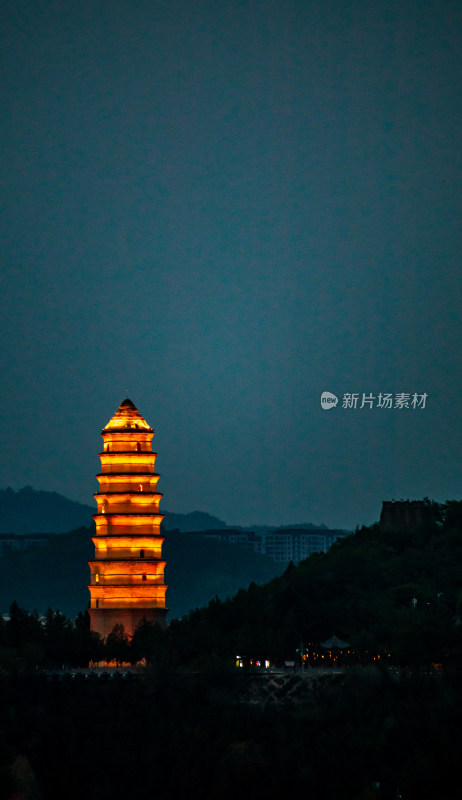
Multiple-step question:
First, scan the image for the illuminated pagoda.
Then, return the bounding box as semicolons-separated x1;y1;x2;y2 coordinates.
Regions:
89;398;167;639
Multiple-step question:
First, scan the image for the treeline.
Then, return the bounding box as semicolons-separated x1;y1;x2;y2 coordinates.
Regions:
0;604;97;670
0;604;168;670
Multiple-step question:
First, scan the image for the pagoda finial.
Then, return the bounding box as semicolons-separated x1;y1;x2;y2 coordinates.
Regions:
103;398;152;431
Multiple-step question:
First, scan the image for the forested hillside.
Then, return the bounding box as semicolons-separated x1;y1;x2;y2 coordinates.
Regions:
165;501;462;666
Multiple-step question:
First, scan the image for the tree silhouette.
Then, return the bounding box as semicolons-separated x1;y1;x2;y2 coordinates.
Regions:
105;623;129;665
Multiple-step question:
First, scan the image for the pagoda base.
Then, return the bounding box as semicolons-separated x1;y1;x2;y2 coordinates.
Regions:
89;607;167;639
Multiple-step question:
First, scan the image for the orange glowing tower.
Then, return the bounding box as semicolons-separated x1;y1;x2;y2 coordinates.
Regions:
89;399;167;639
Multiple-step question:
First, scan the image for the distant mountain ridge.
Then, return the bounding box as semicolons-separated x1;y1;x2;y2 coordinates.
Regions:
241;522;329;532
0;486;327;534
0;487;94;533
0;487;230;534
163;510;228;531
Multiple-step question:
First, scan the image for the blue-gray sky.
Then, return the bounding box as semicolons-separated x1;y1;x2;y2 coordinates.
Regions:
1;0;461;529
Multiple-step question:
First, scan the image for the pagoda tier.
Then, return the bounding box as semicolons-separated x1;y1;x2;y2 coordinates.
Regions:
92;535;164;559
95;493;162;513
96;473;160;493
89;399;168;639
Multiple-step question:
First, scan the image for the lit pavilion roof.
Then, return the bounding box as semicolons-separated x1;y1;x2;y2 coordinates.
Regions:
102;399;153;432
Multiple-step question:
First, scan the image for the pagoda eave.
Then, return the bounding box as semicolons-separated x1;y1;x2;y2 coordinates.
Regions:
96;472;160;478
89;559;166;568
99;451;158;457
93;513;164;521
94;491;163;498
89;585;167;599
91;535;165;547
102;427;153;433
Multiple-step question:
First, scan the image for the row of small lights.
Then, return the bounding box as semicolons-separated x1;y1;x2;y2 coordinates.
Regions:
235;650;392;668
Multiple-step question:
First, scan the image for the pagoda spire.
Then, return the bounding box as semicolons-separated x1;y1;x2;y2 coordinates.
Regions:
88;399;167;639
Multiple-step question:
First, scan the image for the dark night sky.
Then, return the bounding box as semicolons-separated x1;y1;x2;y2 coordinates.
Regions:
1;0;461;529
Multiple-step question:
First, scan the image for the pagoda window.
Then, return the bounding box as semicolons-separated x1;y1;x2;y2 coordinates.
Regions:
136;442;141;451
142;573;147;581
95;573;99;583
140;549;145;558
96;599;99;608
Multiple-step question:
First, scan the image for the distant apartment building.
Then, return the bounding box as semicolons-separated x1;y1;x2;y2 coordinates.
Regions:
254;529;350;562
0;533;53;555
194;527;351;563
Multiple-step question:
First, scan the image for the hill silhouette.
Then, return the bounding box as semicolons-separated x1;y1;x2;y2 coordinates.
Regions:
0;487;94;533
163;509;228;530
0;486;230;533
0;486;334;536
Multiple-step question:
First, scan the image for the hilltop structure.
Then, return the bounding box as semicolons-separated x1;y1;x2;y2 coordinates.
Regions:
89;399;167;638
380;500;434;532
